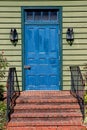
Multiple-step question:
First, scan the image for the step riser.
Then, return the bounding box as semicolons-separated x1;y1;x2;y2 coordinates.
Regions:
14;105;80;110
16;96;78;100
16;102;78;105
16;97;77;100
11;113;82;118
8;119;82;127
16;98;78;103
7;126;86;130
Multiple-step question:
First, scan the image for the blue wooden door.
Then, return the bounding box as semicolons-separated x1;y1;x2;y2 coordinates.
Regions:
24;24;60;90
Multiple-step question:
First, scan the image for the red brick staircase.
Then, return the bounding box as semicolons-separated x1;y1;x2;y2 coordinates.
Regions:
7;91;86;130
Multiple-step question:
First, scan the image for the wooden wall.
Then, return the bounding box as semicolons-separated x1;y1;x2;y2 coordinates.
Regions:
0;0;87;90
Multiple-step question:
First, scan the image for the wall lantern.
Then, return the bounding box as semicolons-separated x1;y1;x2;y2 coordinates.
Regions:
10;28;18;46
66;27;74;46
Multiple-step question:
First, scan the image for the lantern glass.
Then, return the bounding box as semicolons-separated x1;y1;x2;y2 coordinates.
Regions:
10;28;18;46
66;27;74;46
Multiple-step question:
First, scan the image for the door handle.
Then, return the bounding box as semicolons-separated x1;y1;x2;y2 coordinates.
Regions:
24;65;31;70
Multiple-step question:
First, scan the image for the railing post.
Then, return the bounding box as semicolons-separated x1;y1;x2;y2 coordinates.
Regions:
6;67;20;122
70;66;85;119
7;83;10;122
7;68;11;122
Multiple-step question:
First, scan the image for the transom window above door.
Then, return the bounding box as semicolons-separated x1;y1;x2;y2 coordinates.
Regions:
25;9;59;23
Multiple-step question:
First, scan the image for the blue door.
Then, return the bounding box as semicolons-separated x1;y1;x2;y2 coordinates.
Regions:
24;9;61;90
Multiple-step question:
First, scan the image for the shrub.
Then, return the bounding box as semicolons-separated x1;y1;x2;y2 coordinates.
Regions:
0;51;8;129
0;85;4;101
84;92;87;103
0;101;6;130
0;51;8;101
0;51;8;79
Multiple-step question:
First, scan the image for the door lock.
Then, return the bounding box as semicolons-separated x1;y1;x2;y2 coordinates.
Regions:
24;65;31;70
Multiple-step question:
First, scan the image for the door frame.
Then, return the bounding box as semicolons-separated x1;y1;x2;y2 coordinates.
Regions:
21;6;62;91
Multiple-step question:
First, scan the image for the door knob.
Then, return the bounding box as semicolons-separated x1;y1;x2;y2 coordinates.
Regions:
24;65;31;70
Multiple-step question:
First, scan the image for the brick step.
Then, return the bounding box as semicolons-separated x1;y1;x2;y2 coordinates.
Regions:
19;94;73;99
19;94;72;97
16;98;78;104
20;96;73;101
14;104;80;110
8;118;82;127
14;108;81;113
20;91;71;96
7;126;86;130
11;111;82;118
11;116;82;122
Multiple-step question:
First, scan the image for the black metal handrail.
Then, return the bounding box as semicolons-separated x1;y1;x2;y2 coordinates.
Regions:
70;66;85;118
7;67;20;122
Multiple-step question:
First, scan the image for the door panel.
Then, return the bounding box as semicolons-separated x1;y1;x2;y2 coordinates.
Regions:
24;25;60;90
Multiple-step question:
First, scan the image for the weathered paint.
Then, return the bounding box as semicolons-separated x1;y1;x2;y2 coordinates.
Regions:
0;0;87;90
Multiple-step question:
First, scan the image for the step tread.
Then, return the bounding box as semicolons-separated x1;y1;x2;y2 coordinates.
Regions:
19;92;72;99
17;94;75;97
20;91;71;96
14;109;81;113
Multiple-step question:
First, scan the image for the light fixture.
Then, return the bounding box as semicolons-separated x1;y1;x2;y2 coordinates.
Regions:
10;28;18;46
66;27;74;46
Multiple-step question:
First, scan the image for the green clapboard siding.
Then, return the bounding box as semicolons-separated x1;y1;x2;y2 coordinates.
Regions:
0;0;87;91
